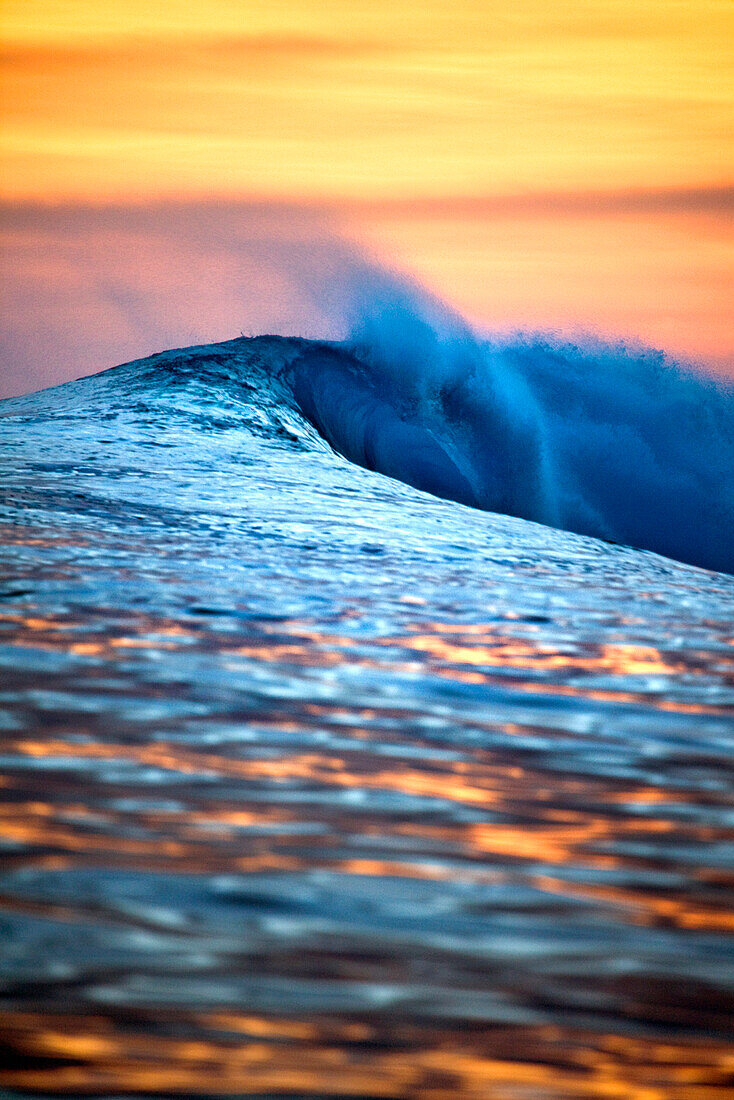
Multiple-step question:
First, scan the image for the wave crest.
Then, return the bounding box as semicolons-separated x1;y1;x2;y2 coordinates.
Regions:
283;262;734;573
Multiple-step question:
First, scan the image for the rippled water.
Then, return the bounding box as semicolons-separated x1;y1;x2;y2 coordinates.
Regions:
1;337;733;1099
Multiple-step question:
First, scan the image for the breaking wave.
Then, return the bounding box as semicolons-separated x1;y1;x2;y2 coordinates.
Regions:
284;263;734;574
12;254;734;574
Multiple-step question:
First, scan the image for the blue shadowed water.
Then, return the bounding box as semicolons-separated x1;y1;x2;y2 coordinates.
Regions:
1;285;733;1098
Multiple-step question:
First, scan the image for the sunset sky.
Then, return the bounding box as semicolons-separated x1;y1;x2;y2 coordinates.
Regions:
1;0;732;394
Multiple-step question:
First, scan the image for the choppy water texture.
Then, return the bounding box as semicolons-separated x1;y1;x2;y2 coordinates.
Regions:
1;331;733;1100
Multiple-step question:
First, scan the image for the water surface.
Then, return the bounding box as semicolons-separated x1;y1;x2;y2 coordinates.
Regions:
1;335;733;1099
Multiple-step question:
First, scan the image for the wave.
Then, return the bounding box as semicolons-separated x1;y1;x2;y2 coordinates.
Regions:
8;252;733;574
281;263;733;574
289;341;734;573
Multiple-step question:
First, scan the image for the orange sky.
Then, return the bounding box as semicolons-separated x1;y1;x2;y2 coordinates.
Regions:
1;1;732;388
2;0;732;201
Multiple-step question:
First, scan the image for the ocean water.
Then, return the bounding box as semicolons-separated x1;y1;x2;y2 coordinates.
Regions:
1;317;733;1099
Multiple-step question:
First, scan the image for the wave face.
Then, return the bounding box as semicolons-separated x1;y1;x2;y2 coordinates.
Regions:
296;271;733;571
293;330;734;574
83;319;728;574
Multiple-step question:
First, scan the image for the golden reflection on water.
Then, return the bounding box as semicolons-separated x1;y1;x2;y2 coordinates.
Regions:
2;600;734;1097
3;1009;734;1099
400;631;681;676
4;608;730;720
3;730;734;937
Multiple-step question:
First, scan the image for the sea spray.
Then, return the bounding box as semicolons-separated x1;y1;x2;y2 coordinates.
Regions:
281;245;734;571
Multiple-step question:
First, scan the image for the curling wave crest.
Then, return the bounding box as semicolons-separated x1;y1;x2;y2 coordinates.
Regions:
11;269;734;574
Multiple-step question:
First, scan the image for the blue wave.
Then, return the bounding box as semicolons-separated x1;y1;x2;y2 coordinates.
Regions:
286;332;734;573
255;267;731;573
7;265;733;574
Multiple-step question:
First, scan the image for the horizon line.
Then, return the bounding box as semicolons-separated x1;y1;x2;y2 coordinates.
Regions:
2;182;733;217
